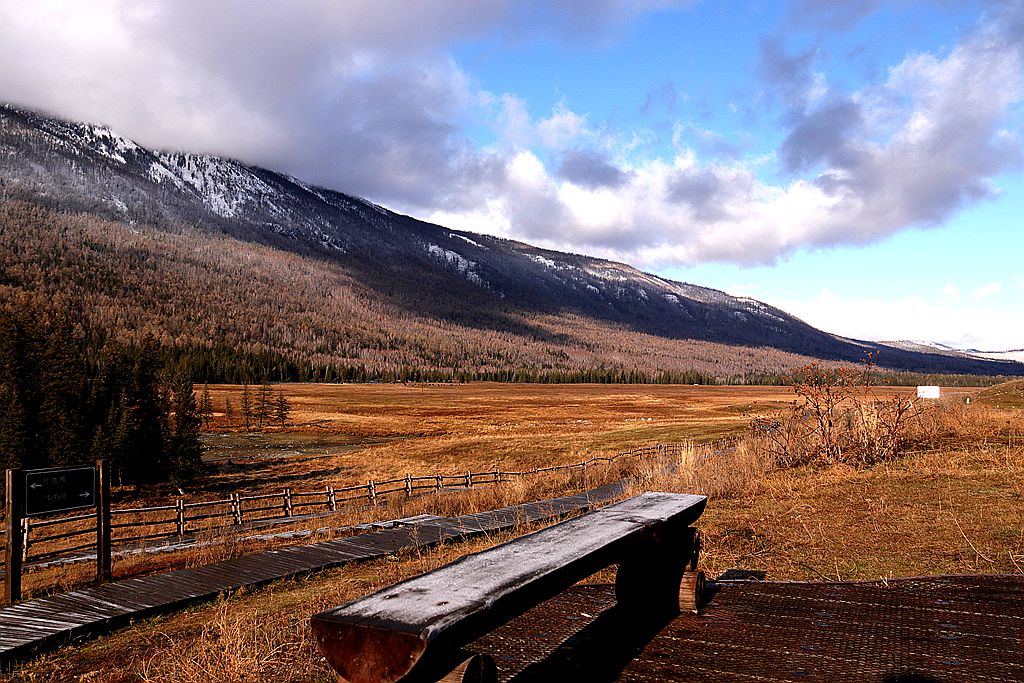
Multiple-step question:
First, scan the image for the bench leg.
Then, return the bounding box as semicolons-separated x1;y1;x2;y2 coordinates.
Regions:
685;528;701;572
615;524;699;615
679;570;706;613
438;653;496;683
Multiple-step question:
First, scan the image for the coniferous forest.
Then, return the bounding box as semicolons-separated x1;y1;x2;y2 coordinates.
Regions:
0;296;202;487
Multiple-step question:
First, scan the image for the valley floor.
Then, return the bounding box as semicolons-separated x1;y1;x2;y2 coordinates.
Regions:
3;383;1021;681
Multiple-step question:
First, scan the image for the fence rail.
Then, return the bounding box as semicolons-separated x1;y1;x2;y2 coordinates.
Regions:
3;441;721;571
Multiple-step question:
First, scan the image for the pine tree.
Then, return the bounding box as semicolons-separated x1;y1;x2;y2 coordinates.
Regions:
0;307;30;471
167;371;203;484
241;384;252;432
255;380;272;430
121;338;168;485
274;391;290;428
199;384;213;429
36;313;87;466
0;384;28;471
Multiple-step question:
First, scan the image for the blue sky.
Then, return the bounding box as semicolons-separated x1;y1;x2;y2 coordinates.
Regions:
1;0;1022;349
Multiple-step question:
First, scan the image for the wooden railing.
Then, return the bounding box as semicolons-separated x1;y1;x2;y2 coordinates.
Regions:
2;442;721;571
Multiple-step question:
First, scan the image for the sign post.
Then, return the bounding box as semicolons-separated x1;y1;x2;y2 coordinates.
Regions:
4;468;25;606
96;460;111;581
4;463;108;605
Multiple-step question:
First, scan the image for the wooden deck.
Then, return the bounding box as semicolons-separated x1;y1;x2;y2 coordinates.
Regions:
0;481;628;667
463;574;1024;681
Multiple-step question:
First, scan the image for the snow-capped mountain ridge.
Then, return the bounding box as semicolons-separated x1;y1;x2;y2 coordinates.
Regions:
2;103;1021;375
882;341;1024;364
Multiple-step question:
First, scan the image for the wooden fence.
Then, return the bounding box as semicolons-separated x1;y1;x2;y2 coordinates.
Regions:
2;442;712;571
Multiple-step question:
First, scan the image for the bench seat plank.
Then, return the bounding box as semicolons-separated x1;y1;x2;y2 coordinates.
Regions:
311;492;705;683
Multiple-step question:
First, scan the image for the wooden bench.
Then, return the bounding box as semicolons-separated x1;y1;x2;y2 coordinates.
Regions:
310;492;707;683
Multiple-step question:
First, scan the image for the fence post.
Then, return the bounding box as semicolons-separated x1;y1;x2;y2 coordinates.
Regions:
96;459;111;582
175;499;185;537
231;493;242;525
405;474;412;497
327;485;337;511
20;519;29;563
465;471;472;489
368;480;377;506
283;488;293;517
435;474;442;491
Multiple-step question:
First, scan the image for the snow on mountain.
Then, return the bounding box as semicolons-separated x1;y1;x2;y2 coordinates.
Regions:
881;341;1024;365
4;103;1023;376
450;233;487;250
426;243;484;285
159;153;282;219
969;350;1024;363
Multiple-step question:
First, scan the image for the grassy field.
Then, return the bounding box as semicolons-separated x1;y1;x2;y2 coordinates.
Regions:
6;382;1022;683
193;383;807;496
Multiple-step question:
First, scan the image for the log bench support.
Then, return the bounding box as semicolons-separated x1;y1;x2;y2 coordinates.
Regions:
311;491;707;683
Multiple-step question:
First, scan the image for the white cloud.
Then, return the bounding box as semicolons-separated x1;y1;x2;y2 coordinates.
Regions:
972;282;1003;300
537;103;591;149
764;287;1024;351
431;3;1024;268
0;0;1020;270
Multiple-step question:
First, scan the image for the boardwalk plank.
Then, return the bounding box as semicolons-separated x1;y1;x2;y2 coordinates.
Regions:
0;484;623;667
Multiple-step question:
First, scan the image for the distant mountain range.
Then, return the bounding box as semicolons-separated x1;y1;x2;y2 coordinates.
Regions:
883;341;1024;365
1;103;1020;379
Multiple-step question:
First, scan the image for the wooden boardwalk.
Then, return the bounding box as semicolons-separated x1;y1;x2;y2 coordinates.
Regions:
465;574;1024;681
0;481;627;667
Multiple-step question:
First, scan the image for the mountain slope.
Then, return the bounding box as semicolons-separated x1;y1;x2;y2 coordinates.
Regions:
1;104;1020;378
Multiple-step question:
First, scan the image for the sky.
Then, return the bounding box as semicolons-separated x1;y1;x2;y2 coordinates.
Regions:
1;0;1022;350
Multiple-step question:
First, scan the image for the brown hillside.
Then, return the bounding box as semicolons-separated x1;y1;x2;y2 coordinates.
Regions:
977;379;1024;408
0;201;817;379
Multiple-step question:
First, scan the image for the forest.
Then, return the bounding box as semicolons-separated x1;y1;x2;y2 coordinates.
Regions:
0;296;203;488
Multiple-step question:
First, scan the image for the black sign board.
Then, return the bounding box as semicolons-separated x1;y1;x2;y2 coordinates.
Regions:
24;466;96;517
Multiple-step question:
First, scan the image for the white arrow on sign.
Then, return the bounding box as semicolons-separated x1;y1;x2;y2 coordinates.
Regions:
29;483;42;489
79;492;90;498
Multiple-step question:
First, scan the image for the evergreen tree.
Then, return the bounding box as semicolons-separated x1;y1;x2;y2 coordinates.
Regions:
274;391;290;428
199;384;213;429
0;300;207;489
122;339;169;484
36;313;87;465
0;383;28;471
166;372;203;484
240;384;252;432
255;380;273;429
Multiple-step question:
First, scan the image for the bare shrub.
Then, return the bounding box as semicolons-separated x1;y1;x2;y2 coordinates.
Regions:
748;359;927;469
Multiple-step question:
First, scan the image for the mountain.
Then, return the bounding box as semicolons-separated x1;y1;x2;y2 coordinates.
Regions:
1;103;1020;380
882;341;1024;364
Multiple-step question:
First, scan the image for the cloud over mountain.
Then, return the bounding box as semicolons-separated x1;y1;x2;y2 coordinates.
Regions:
1;0;1020;269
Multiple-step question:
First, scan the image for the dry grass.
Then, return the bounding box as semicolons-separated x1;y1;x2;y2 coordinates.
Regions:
643;398;1024;581
976;378;1024;409
194;383;798;495
6;523;566;683
16;383;793;597
6;384;1021;682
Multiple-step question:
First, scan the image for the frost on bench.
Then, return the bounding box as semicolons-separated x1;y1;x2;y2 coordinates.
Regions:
311;492;706;683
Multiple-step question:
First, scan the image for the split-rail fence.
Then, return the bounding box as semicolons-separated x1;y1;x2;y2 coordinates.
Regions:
1;443;709;574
